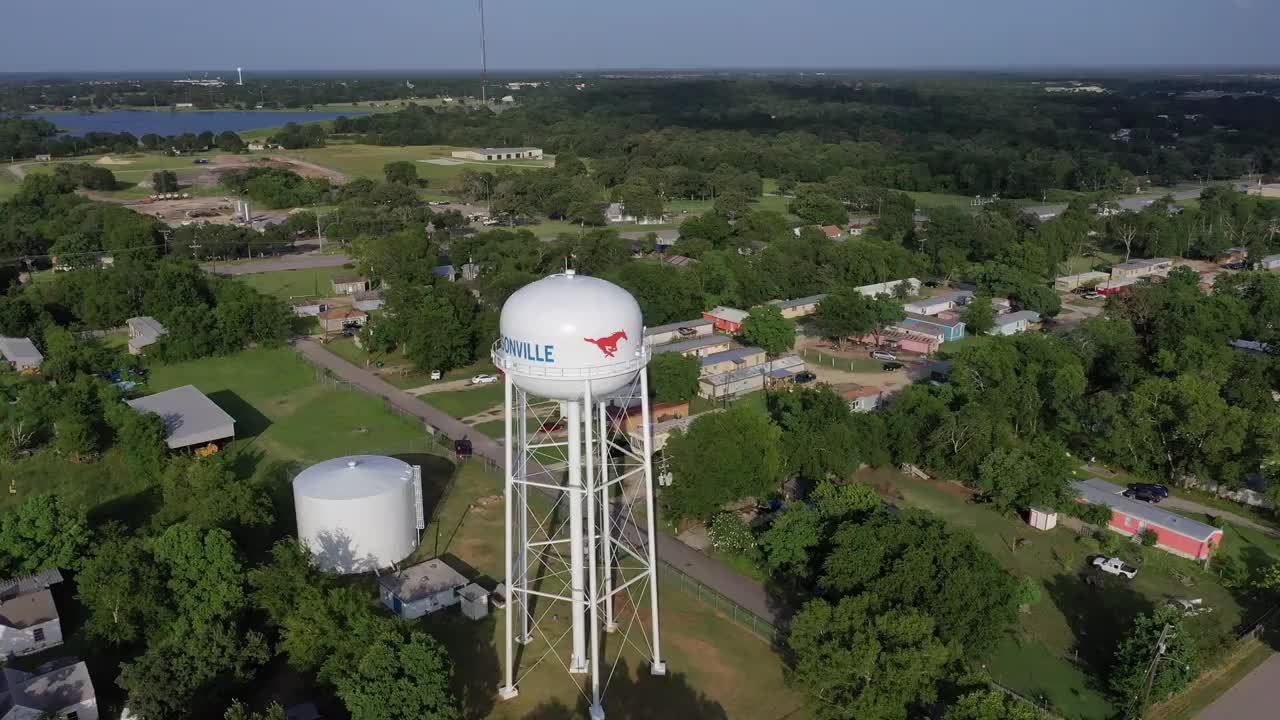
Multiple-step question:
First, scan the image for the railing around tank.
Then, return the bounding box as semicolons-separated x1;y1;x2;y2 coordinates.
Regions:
491;339;649;380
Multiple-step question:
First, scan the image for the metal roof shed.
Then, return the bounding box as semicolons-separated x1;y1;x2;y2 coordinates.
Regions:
126;385;236;450
0;337;43;371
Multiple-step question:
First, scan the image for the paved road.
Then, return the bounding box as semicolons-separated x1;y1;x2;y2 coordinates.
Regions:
1085;463;1277;536
1023;183;1252;219
203;253;352;275
291;338;779;624
1196;652;1280;720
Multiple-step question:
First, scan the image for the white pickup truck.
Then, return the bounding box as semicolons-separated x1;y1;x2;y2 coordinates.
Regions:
1092;556;1138;579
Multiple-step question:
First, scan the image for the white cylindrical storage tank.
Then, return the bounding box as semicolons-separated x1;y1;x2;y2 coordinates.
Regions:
494;270;647;400
293;454;419;574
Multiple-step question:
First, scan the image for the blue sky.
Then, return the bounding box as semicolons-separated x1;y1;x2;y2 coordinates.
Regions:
3;0;1277;72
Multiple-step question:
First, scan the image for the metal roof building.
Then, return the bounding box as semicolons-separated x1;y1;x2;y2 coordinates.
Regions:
651;335;731;357
379;558;469;618
0;337;43;371
1073;478;1223;560
126;385;236;450
126;316;167;355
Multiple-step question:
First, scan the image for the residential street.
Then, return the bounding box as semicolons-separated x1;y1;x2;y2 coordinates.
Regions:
1196;653;1280;720
291;338;780;624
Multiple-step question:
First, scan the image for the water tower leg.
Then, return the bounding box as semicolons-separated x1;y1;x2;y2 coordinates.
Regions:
500;373;519;700
599;399;616;632
639;370;666;676
516;389;531;644
567;400;588;674
584;381;604;716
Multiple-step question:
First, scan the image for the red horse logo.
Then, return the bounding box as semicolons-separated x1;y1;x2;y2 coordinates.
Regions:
584;330;628;358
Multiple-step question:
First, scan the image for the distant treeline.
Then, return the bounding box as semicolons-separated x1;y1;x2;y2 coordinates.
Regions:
0;117;248;159
322;78;1280;198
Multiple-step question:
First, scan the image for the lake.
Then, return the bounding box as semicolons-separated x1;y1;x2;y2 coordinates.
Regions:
28;110;366;137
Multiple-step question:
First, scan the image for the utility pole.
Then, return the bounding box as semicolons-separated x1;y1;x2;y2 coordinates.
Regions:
1130;623;1177;720
316;213;325;252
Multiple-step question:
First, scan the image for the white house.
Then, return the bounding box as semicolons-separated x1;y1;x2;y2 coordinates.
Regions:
0;570;64;658
450;147;543;162
379;559;469;619
992;310;1042;336
904;290;973;316
0;660;98;720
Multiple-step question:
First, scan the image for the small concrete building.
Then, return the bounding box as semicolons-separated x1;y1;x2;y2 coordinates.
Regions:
1261;254;1280;271
700;347;767;377
331;275;369;295
767;294;828;319
992;310;1042;336
650;335;732;358
379;559;469;619
0;337;43;372
126;385;236;451
1054;271;1109;292
0;570;64;658
703;307;749;334
450;147;543;162
126;316;167;355
644;318;714;346
352;291;384;312
459;584;489;621
318;307;368;333
1;660;99;720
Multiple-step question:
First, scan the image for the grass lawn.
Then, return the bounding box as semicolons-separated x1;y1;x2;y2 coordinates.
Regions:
1059;251;1122;276
424;383;506;419
279;144;550;184
323;338;496;391
798;347;885;373
413;459;805;719
860;466;1268;720
239;265;358;301
688;389;767;416
904;191;983;210
0;169;18;199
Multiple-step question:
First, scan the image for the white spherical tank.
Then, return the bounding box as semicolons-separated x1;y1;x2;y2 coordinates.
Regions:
494;271;646;400
292;455;419;574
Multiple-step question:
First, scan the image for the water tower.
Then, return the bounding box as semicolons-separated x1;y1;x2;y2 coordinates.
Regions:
493;271;664;719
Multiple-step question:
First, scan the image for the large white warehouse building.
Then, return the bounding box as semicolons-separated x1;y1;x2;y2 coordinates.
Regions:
292;455;423;574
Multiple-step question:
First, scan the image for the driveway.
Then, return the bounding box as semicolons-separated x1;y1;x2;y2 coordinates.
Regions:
1196;653;1280;720
204;253;353;275
1084;463;1277;536
291;339;779;624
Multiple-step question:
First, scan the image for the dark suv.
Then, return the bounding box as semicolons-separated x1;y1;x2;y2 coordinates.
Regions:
1127;482;1170;499
1123;486;1163;504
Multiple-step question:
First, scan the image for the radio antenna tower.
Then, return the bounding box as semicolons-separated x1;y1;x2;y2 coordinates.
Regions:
236;67;244;86
478;0;488;104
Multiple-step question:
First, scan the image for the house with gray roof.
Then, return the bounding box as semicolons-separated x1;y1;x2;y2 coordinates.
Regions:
992;310;1042;336
650;335;732;358
0;570;64;658
0;659;98;720
126;385;235;450
126;317;167;355
0;338;43;372
1073;478;1223;560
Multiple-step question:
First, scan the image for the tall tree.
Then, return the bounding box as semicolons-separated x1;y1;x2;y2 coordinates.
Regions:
662;406;784;521
1110;607;1199;716
0;493;92;575
739;305;795;354
384;160;419;186
648;352;701;403
962;295;996;336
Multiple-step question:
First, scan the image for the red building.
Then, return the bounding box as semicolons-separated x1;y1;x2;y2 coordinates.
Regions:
1074;478;1223;560
703;306;749;334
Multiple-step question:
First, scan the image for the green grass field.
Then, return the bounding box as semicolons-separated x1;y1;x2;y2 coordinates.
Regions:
238;265;358;301
860;466;1273;720
797;347;887;373
0;170;17;200
424;383;505;419
279;144;551;184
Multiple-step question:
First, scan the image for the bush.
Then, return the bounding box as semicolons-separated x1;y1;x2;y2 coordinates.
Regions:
1064;501;1113;527
1097;529;1125;556
1016;576;1042;608
707;512;756;556
1139;528;1159;547
1208;515;1226;529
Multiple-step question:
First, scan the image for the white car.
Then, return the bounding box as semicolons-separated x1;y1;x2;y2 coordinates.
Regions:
1083;292;1103;300
430;369;442;381
1092;556;1138;579
471;374;498;385
870;350;897;362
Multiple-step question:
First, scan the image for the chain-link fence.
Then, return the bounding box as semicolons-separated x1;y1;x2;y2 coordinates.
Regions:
659;562;780;642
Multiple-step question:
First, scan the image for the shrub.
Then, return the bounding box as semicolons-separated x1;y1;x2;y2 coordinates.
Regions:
1208;515;1226;529
1016;576;1042;608
1064;501;1113;527
1139;528;1159;547
707;512;756;556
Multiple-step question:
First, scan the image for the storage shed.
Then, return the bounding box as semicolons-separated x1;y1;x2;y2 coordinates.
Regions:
126;385;235;450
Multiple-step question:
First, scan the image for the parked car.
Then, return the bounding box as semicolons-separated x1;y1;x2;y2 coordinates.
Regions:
1092;556;1139;579
794;371;817;384
676;326;697;338
882;361;905;371
472;374;498;385
1165;598;1212;617
870;350;897;362
1128;482;1169;499
430;369;442;381
1083;292;1103;300
1123;486;1163;504
192;158;209;164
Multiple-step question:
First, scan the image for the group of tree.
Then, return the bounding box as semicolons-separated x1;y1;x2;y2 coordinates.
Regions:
219;166;332;209
0;117;251;160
